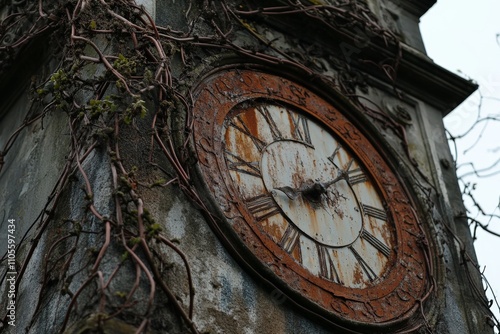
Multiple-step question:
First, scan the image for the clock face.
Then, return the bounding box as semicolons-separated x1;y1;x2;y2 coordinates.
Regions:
225;103;393;289
192;69;431;329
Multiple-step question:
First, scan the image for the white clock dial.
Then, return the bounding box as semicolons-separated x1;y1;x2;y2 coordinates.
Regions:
224;103;392;288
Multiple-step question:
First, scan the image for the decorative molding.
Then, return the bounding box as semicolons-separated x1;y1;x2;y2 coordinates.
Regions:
254;7;477;115
357;42;477;114
393;0;437;17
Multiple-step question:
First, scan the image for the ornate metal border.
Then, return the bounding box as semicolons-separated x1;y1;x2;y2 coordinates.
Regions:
191;68;432;331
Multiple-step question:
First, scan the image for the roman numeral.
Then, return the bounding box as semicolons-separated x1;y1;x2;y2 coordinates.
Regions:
328;148;367;185
362;204;387;221
349;246;377;282
279;224;302;259
245;194;281;221
361;230;391;258
225;151;261;177
328;143;342;165
289;112;312;145
347;168;367;185
229;116;267;152
317;244;341;283
257;106;282;141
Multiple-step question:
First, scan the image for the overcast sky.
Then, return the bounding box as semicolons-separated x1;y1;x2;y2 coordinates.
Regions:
421;0;500;329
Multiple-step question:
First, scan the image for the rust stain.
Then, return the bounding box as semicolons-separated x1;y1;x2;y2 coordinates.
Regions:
353;266;364;286
242;106;260;142
262;216;286;244
307;201;319;239
291;240;302;263
292;172;303;189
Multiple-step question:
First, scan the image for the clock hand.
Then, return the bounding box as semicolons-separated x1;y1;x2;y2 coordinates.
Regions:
274;186;301;200
321;170;348;189
275;170;348;201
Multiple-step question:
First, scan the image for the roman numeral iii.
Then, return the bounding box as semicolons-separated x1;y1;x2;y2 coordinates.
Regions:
362;204;387;221
347;168;367;185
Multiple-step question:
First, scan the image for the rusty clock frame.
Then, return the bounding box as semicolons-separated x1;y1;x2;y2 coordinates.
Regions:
190;67;433;333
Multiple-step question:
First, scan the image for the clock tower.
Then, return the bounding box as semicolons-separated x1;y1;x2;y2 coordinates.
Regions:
0;0;495;333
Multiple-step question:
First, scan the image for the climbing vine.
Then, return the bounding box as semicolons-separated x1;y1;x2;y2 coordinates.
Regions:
0;0;497;333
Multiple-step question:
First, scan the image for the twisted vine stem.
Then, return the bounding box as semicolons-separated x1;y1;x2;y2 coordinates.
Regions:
0;0;497;333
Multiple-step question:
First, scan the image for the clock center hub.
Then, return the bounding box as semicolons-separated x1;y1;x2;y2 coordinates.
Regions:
261;140;363;247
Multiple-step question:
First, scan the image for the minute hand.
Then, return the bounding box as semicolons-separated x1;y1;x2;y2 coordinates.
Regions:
319;170;349;189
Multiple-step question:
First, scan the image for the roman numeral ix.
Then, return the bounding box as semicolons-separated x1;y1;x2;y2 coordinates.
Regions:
245;194;281;222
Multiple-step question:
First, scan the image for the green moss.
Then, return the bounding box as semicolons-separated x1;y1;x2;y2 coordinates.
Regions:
114;291;127;298
113;54;136;76
124;99;147;124
50;69;69;90
120;251;129;262
88;96;117;120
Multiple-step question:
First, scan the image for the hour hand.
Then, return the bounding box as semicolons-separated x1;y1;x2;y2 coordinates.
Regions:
275;182;327;201
274;186;301;200
275;171;347;201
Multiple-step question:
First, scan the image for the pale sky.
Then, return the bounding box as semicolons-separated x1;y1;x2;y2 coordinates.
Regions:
421;0;500;329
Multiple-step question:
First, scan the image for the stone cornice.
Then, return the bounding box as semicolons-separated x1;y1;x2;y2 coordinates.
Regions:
396;0;437;17
356;41;477;115
251;4;477;115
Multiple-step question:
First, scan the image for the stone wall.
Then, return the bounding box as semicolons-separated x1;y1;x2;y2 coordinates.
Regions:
0;1;494;333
